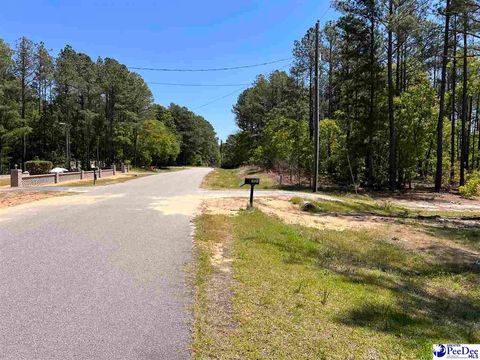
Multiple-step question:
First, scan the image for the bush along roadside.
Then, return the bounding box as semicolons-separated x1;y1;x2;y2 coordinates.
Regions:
25;160;53;175
460;171;480;198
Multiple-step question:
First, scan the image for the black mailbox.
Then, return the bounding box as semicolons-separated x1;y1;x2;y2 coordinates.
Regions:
244;177;260;185
242;177;260;208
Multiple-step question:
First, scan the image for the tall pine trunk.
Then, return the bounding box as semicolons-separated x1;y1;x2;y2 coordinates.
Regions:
387;0;396;190
366;12;376;187
460;12;468;186
450;15;457;183
435;0;451;192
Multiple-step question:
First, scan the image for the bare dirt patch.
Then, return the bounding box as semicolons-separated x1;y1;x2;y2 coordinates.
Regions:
0;192;127;215
201;197;249;216
206;227;235;323
258;197;381;231
0;178;10;188
0;191;67;209
149;194;203;216
202;196;384;230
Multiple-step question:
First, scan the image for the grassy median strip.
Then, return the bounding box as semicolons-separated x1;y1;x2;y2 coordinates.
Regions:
130;166;188;174
64;166;187;186
62;173;151;187
193;210;480;359
201;167;278;189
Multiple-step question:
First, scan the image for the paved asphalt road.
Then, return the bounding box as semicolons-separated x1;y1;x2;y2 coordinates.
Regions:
0;167;212;360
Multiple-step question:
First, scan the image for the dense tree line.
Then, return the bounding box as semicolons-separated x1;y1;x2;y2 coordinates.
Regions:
0;38;219;173
224;0;480;191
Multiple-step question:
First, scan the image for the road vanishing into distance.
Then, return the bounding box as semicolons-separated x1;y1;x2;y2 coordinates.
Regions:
0;168;212;360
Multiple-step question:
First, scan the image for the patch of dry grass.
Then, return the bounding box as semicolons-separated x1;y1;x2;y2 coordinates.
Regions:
61;173;150;187
0;178;10;187
193;214;238;358
201;166;278;190
193;208;480;359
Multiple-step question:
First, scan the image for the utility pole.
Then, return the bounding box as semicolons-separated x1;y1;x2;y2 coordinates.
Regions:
66;125;70;170
313;20;320;192
220;140;223;166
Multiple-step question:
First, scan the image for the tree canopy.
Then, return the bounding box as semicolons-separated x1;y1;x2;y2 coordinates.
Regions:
224;0;480;190
0;39;220;172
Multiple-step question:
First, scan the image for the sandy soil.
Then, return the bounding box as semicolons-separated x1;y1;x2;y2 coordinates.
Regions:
202;196;480;266
203;196;385;231
0;191;67;209
370;191;480;212
149;194;203;216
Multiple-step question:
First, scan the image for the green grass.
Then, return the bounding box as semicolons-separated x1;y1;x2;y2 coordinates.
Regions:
291;195;480;220
202;166;278;189
291;195;408;217
201;168;241;189
130;166;188;174
193;214;235;358
420;225;480;252
194;210;480;359
413;209;480;218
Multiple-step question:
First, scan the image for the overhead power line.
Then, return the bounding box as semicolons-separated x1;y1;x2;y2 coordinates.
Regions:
129;57;291;72
147;82;251;87
193;86;247;110
318;4;332;22
192;61;293;110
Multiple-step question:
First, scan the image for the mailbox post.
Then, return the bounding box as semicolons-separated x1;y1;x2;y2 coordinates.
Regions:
242;177;260;208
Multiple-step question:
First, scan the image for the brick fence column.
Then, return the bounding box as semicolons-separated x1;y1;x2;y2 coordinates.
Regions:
10;166;22;187
98;168;102;178
112;164;116;176
121;164;127;173
54;172;59;183
80;170;84;180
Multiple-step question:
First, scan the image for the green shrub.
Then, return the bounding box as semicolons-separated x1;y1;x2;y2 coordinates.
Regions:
459;171;480;198
193;154;203;166
25;160;53;175
289;197;304;205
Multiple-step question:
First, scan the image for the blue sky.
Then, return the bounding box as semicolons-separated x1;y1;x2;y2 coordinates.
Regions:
0;0;337;141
